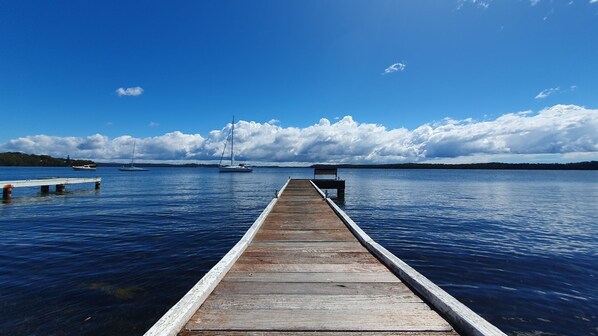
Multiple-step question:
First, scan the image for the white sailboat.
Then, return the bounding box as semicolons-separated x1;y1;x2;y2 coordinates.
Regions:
219;116;252;173
119;140;149;171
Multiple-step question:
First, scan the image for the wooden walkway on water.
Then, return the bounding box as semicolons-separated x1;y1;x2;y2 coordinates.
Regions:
147;179;505;336
1;177;101;200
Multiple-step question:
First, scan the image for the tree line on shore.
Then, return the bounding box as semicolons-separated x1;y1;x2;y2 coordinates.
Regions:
0;152;94;167
1;151;596;170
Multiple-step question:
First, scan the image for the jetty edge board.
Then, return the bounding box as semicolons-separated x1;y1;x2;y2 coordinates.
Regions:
145;179;506;336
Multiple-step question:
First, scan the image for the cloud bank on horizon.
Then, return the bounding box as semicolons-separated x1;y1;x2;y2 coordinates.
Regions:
1;105;596;164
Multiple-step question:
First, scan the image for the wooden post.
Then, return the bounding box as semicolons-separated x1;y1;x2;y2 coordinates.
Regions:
56;184;65;193
95;181;101;190
337;187;345;201
2;185;13;200
40;185;50;193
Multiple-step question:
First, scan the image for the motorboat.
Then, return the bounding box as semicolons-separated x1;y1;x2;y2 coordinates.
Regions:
72;164;96;171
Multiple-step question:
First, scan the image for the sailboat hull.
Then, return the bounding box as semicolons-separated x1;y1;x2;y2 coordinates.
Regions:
120;140;149;171
219;166;253;173
119;166;149;171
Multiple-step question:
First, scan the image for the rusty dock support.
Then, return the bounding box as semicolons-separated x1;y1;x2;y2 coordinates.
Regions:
146;179;505;336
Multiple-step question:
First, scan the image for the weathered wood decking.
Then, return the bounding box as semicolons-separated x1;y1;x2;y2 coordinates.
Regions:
147;179;505;336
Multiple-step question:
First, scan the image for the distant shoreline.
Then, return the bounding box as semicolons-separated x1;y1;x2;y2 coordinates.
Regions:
1;152;596;170
309;162;598;170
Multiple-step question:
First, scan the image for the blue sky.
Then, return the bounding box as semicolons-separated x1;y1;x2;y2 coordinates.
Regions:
1;0;597;164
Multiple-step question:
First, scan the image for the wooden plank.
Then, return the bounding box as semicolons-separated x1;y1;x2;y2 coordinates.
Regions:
263;215;346;223
245;241;368;253
264;213;340;220
236;254;380;265
180;332;458;336
186;309;453;331
263;216;343;225
229;263;390;273
253;229;356;242
264;219;347;230
265;214;341;221
274;199;325;204
212;282;420;297
263;214;342;222
269;204;336;211
240;251;380;262
223;272;401;283
200;294;426;310
260;222;348;231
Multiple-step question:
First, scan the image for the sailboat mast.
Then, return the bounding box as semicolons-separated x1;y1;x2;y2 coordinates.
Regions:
131;140;136;166
231;116;235;166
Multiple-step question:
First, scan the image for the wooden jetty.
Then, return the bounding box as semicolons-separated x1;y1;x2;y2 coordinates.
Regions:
1;177;101;200
146;179;505;336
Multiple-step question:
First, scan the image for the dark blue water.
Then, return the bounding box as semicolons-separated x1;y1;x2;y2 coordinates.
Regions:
0;167;596;335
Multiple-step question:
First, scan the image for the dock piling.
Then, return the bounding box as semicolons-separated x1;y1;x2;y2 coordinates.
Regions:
40;185;50;193
2;185;13;200
338;187;345;199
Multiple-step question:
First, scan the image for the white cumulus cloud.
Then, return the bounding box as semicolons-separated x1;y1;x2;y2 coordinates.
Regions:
116;86;144;97
382;63;406;75
1;105;596;164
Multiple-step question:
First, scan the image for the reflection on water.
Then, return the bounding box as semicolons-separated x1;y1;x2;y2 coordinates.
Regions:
0;167;596;335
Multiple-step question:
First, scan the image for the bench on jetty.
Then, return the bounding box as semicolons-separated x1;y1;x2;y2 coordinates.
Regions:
312;166;345;200
1;177;101;200
146;179;505;336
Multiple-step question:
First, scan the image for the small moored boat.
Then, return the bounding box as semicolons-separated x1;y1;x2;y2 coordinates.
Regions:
119;140;149;172
72;164;96;171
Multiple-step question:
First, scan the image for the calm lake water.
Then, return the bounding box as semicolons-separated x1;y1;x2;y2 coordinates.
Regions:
0;167;596;335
